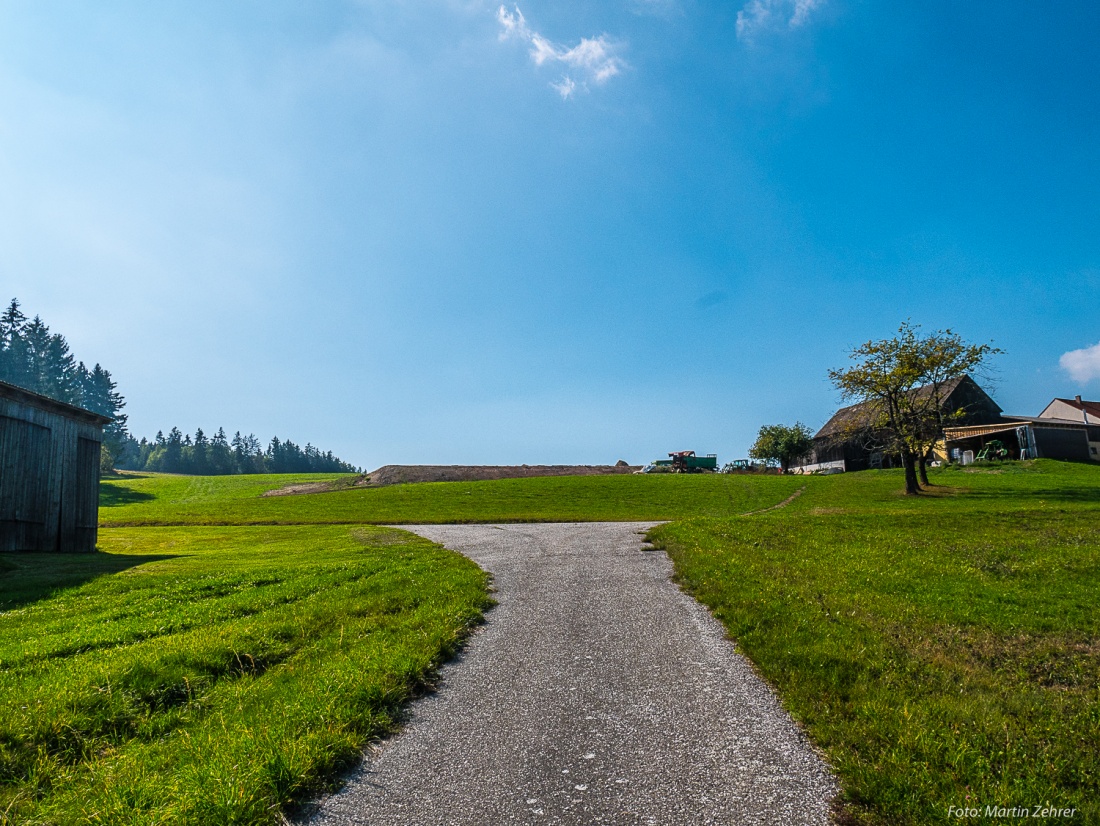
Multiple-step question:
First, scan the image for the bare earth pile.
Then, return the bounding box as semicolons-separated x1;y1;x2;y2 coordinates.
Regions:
365;463;639;486
263;462;639;496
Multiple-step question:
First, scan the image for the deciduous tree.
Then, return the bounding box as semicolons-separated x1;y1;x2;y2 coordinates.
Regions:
749;422;814;473
829;322;1000;495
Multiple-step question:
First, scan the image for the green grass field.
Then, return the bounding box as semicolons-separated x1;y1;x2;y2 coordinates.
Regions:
97;470;808;525
2;462;1098;824
651;461;1100;824
0;525;490;825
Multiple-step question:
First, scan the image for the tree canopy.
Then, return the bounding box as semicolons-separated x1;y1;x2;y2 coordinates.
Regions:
3;297;360;475
1;298;129;459
748;422;814;473
828;322;1000;494
116;429;359;475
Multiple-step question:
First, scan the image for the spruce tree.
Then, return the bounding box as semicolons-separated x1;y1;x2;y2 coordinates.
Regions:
40;332;79;403
21;316;53;396
0;298;26;385
0;300;31;389
165;428;184;473
210;427;232;474
81;364;129;452
191;428;209;475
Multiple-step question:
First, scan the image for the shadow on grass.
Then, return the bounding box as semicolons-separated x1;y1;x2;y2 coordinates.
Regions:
99;481;156;507
0;551;179;610
962;486;1100;505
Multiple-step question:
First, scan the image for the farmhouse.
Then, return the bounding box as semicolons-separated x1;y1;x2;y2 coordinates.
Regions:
0;379;111;553
795;375;1002;473
1038;395;1100;424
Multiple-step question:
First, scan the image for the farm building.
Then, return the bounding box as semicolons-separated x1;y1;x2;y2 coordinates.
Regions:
1038;396;1100;459
1038;395;1100;425
795;375;1003;473
943;417;1099;462
0;379;111;553
943;394;1100;463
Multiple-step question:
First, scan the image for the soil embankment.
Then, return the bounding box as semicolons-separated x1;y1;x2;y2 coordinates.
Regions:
365;463;639;486
263;462;640;496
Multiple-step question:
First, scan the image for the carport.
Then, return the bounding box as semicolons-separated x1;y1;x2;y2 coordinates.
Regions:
944;417;1093;462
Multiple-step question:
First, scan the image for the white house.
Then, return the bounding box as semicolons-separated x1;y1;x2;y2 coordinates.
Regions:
1039;395;1100;424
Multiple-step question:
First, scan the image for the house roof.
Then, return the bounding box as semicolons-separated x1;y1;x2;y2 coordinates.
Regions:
1002;415;1093;427
815;375;1000;441
1045;397;1100;419
0;379;113;426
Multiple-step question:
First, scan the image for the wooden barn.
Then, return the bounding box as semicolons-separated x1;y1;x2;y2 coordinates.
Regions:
0;379;111;553
795;375;1003;473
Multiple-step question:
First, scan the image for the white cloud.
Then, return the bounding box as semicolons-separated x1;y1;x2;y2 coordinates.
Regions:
736;0;825;41
790;0;825;27
550;76;576;99
1060;342;1100;383
496;4;530;40
497;5;625;98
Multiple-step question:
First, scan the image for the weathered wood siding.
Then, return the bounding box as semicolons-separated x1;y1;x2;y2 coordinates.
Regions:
0;382;109;553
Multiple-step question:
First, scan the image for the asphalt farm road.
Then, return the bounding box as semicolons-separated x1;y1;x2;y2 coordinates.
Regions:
302;523;837;826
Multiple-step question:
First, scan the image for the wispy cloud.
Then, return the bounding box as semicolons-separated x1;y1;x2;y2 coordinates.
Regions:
497;5;625;98
550;76;577;100
1060;341;1100;383
736;0;825;41
628;0;680;17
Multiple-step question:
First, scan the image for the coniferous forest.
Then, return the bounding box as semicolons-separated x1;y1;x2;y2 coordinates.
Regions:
1;298;360;474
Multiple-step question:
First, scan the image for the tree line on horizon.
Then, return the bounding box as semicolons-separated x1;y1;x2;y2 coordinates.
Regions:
0;298;129;456
1;298;360;475
115;429;359;475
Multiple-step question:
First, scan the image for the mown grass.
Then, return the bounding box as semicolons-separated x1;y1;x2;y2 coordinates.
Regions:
7;462;1098;824
649;459;1100;824
3;469;802;824
0;526;490;825
98;471;809;526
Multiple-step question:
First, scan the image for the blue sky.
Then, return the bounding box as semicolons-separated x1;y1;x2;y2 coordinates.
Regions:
2;1;1098;467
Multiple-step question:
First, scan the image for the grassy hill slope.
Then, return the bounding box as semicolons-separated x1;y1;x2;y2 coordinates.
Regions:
98;470;809;525
2;461;1097;824
651;460;1100;824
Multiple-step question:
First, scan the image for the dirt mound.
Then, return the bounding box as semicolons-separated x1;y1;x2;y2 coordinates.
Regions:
363;464;642;487
262;464;642;497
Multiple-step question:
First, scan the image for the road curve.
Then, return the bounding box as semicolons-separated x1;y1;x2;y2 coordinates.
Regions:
301;523;837;826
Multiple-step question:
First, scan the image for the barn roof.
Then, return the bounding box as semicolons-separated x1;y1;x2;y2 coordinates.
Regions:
815;375;999;441
0;379;113;426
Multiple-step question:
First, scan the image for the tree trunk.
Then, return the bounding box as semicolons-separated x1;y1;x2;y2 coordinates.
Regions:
902;451;920;495
917;452;930;487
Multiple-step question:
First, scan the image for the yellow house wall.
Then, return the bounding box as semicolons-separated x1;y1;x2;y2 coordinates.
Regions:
932;439;949;462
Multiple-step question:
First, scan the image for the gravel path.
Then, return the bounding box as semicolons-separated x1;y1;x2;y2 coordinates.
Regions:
301;523;837;826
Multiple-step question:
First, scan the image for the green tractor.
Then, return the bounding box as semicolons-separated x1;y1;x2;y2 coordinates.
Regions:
976;440;1009;461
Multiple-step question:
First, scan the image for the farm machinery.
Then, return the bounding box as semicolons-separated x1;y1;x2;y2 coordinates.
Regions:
661;451;718;473
976;440;1009;461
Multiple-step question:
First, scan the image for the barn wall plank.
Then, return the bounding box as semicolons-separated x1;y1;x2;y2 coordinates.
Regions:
0;383;107;553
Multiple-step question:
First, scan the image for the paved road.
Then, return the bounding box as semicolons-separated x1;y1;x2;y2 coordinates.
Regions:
302;523;837;826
